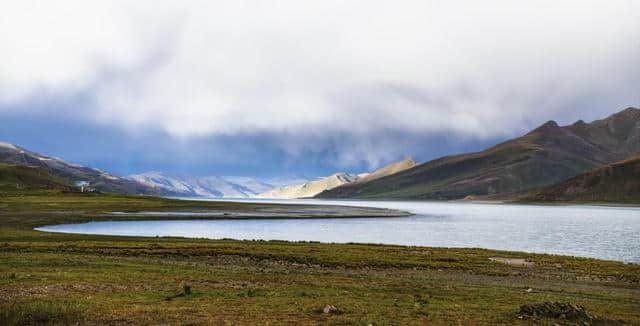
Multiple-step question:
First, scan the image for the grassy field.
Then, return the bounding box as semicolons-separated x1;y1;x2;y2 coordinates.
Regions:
1;193;639;325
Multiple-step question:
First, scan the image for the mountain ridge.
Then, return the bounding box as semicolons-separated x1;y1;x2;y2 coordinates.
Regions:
0;142;162;195
317;107;640;200
259;158;419;199
126;171;285;198
0;141;310;198
258;172;360;199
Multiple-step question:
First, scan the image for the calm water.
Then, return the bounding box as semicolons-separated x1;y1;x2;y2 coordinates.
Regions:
36;199;640;263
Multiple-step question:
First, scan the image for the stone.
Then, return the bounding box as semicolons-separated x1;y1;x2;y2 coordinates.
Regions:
323;305;338;314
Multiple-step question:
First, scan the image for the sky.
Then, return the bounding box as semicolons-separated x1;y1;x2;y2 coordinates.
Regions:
1;1;639;178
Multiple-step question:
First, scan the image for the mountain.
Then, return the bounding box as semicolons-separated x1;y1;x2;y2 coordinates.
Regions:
523;155;640;203
223;176;278;194
353;158;417;184
317;107;640;200
127;172;285;198
0;141;162;195
258;173;360;199
258;158;417;199
0;141;308;198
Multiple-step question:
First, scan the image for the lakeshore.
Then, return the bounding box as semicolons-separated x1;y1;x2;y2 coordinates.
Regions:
1;193;639;324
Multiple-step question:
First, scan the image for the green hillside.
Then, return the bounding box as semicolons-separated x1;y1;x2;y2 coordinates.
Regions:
0;164;72;194
524;156;640;203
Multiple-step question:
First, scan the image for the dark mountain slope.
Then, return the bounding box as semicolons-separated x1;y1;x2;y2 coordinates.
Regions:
0;142;163;195
317;107;640;199
523;156;640;203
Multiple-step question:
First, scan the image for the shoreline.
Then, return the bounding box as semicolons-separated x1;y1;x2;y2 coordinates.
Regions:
32;225;639;264
186;195;640;208
6;193;637;264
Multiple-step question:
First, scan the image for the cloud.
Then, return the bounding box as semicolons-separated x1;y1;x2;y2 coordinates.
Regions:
1;0;639;168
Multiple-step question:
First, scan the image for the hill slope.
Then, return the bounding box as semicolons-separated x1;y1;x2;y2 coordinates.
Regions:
0;163;72;194
259;173;359;199
354;158;417;184
0;142;162;195
524;156;640;203
317;107;640;200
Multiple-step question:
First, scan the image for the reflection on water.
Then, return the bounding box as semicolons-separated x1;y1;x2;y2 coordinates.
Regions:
37;199;640;263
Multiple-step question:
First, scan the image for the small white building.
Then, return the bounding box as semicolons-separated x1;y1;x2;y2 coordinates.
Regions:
74;181;90;192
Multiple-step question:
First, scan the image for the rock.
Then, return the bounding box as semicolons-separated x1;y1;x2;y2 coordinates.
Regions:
180;281;192;295
489;257;534;267
323;304;338;314
518;302;594;321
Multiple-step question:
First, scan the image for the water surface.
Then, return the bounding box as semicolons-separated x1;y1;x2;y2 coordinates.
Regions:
37;199;640;263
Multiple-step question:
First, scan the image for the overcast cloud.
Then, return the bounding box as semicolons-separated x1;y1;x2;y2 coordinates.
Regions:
1;1;639;172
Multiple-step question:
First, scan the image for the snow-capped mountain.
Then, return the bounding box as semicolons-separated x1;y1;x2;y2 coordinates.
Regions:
127;172;296;198
223;176;276;195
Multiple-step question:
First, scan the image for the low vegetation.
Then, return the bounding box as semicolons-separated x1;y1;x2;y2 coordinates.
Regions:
524;156;640;203
0;163;72;195
0;193;639;324
516;302;620;325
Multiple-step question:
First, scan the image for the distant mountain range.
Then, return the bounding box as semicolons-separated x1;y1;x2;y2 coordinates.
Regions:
127;172;306;198
317;107;640;200
2;107;638;202
0;141;312;198
259;158;417;199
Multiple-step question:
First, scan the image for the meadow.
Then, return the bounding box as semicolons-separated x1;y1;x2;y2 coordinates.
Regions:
1;193;639;325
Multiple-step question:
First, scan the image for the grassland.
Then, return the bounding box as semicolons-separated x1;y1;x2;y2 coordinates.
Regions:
1;193;639;325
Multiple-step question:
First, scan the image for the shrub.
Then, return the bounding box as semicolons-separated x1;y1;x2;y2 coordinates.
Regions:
182;283;192;295
0;301;84;325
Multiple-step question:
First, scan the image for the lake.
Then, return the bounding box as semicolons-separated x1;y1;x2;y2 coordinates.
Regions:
36;199;640;263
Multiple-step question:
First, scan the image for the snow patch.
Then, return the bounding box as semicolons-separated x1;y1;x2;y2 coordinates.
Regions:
0;141;18;150
101;174;119;181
